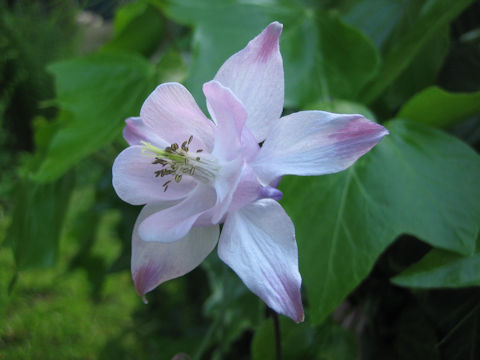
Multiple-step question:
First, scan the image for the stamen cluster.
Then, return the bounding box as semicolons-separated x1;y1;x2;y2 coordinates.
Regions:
149;135;204;192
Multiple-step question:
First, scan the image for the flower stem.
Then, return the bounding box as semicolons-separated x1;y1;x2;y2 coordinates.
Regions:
272;310;282;360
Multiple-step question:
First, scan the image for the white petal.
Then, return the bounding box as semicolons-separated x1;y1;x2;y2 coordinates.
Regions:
132;202;219;296
194;160;263;227
203;80;247;161
112;145;196;205
201;81;264;223
122;117;167;147
252;111;389;184
140;82;215;152
214;22;284;142
210;158;244;224
240;125;260;162
138;185;217;243
218;199;304;322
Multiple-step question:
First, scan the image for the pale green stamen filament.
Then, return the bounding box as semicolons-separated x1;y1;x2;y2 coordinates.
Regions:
141;136;218;191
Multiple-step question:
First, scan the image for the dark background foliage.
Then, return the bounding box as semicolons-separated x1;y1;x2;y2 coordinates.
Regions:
1;0;479;359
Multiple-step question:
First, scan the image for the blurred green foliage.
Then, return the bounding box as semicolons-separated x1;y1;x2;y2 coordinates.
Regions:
1;0;480;359
35;52;157;181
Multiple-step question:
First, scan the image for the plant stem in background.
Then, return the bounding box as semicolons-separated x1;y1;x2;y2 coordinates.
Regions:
272;311;282;360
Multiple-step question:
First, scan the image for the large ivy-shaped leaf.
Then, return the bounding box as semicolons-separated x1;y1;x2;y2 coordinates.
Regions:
280;120;480;324
281;12;379;106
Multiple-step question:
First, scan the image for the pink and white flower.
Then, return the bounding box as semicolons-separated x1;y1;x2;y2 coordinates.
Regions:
112;22;388;322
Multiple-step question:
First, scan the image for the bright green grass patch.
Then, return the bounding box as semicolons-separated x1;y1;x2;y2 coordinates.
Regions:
0;264;140;359
0;176;143;359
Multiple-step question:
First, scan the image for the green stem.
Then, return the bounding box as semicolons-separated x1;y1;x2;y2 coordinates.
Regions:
272;311;282;360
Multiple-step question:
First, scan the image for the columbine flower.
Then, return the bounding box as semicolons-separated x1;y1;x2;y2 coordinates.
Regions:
112;22;388;322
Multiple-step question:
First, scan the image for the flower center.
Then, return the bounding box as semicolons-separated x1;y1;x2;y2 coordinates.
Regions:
141;136;218;191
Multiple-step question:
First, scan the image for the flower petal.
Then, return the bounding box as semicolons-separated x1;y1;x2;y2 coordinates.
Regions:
112;145;196;205
252;111;389;184
122;117;168;147
138;184;217;243
203;80;247;161
194;160;263;227
202;80;260;161
218;199;304;322
241;124;260;162
227;162;281;213
214;22;284;142
209;158;244;224
132;202;219;296
140;82;215;151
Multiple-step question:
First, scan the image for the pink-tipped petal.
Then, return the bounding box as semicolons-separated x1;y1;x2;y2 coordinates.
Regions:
138;185;217;243
203;80;247;161
112;145;196;205
140;82;215;151
132;202;219;296
252;111;389;184
214;22;284;142
218;199;304;322
122;117;168;147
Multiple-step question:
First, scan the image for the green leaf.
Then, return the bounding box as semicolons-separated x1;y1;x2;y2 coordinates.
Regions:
20;115;62;174
360;0;475;104
35;52;157;182
379;26;450;112
282;12;380;106
280;120;480;324
6;173;75;270
392;245;480;289
342;0;412;49
162;0;379;107
251;317;313;360
156;47;188;84
250;319;277;360
343;1;451;111
314;321;358;360
397;86;480;128
102;1;164;56
251;317;356;360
